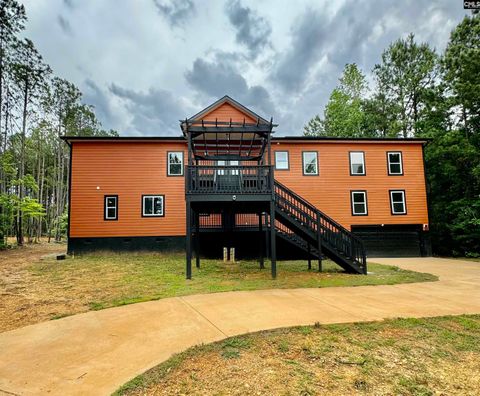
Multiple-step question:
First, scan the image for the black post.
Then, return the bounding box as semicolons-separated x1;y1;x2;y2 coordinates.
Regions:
186;201;192;279
259;212;265;269
317;216;322;272
270;201;276;278
195;210;200;268
307;243;311;270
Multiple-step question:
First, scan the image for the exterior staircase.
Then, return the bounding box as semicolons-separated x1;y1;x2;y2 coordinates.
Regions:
274;181;367;274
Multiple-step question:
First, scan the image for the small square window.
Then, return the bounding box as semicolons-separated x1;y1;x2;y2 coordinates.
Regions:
303;152;318;175
275;151;289;170
350;152;365;175
142;195;164;217
168;152;184;176
351;191;368;215
104;195;118;220
387;152;403;175
390;190;406;215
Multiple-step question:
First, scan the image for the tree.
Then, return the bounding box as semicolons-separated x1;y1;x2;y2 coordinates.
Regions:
373;33;438;137
442;14;480;137
304;63;369;137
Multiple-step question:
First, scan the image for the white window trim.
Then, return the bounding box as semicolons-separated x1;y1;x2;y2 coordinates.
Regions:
105;196;117;220
387;152;403;175
303;151;319;175
350;152;365;175
275;151;289;170
351;191;368;215
390;190;406;215
142;195;164;217
167;151;184;176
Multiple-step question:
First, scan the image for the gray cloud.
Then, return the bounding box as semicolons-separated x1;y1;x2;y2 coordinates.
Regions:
109;84;186;135
153;0;195;27
82;79;117;130
57;15;72;35
225;0;272;55
185;57;275;118
63;0;74;9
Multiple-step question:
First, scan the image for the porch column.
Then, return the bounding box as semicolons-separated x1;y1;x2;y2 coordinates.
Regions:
270;201;276;278
259;212;264;269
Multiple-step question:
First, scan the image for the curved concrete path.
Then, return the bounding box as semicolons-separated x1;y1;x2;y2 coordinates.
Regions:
1;257;479;395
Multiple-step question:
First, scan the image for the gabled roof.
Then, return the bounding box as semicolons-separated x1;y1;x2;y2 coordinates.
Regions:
185;95;270;124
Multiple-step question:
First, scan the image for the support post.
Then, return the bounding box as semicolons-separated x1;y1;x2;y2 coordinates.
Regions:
307;243;311;270
270;201;276;278
195;210;200;268
317;216;322;272
186;202;192;279
259;212;264;269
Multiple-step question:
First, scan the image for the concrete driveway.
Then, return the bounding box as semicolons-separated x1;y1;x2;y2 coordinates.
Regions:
0;257;479;395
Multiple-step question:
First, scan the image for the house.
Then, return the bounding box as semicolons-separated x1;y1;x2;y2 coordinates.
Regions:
62;96;430;278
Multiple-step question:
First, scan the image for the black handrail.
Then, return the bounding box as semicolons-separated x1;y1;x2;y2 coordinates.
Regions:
274;181;367;273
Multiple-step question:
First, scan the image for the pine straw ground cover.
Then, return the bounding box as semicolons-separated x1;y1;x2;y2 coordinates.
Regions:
116;315;480;396
0;242;436;332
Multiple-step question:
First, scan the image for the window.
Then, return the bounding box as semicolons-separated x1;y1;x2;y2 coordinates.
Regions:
104;195;118;220
302;151;318;175
387;152;403;175
275;151;289;170
142;195;164;217
351;191;368;216
167;152;184;176
216;160;238;176
349;152;365;175
390;190;406;215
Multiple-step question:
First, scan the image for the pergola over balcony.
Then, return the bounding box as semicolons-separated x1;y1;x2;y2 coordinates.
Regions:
181;118;276;162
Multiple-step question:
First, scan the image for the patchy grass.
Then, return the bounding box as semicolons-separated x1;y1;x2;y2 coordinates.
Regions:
115;315;480;396
1;243;436;332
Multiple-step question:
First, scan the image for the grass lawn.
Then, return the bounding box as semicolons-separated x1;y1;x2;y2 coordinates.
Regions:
115;315;480;396
0;243;436;332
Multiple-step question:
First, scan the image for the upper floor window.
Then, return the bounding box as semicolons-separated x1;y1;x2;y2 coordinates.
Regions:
387;152;403;175
351;191;368;216
104;195;118;220
349;152;365;175
275;151;289;170
302;151;318;175
142;195;164;217
390;190;406;215
167;152;184;176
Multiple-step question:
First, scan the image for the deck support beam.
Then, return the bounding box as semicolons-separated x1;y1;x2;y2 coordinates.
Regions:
186;202;192;279
259;212;264;269
307;243;312;270
195;210;200;269
317;218;322;272
269;201;276;278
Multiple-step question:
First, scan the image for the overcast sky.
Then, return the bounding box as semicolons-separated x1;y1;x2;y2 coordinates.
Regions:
22;0;468;136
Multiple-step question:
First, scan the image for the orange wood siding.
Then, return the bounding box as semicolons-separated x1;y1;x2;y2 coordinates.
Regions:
70;141;186;237
273;141;429;230
200;102;256;123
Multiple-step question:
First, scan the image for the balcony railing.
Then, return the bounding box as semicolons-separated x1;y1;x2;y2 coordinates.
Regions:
186;165;273;194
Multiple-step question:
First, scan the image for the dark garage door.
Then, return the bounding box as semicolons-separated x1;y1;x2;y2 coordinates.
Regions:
352;225;425;257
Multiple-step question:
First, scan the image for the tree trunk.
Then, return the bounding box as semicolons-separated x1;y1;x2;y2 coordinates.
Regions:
17;78;29;246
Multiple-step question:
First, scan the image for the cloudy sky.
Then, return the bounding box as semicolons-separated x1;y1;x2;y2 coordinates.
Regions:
22;0;468;136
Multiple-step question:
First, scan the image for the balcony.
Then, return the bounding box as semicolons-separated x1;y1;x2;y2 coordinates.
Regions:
186;165;273;196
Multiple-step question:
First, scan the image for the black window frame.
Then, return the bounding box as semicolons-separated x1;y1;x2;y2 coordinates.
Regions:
349;151;366;176
142;194;165;217
167;151;184;177
350;190;368;216
302;151;319;176
387;151;403;176
104;195;118;221
274;150;290;170
389;189;407;215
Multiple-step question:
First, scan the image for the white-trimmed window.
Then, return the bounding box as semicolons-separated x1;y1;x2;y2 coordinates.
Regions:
350;152;365;175
351;191;368;216
167;152;184;176
302;151;318;175
387;152;403;175
104;195;118;220
142;195;164;217
390;190;406;215
275;151;289;170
